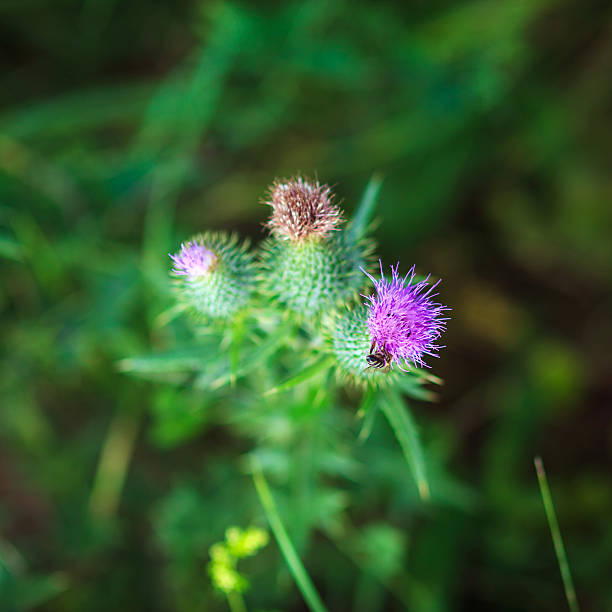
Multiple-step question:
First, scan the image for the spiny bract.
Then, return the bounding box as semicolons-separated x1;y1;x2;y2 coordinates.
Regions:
259;176;371;317
331;305;402;386
259;227;369;317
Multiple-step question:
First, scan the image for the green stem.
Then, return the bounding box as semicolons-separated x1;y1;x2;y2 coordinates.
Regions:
534;456;580;612
251;458;328;612
292;425;314;553
226;591;247;612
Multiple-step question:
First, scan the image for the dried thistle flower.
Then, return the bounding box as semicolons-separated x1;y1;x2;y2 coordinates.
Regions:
363;262;449;370
264;176;343;242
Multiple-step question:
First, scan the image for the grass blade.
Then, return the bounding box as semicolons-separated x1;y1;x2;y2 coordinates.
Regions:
534;456;580;612
89;408;141;520
379;391;430;501
251;458;328;612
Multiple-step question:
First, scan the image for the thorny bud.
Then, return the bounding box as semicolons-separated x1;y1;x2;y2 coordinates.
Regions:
259;177;371;317
169;232;255;320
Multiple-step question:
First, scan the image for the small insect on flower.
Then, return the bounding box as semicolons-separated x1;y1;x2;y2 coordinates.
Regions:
365;340;392;371
362;261;449;371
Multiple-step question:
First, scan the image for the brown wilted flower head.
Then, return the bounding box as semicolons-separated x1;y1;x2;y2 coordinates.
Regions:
264;176;343;242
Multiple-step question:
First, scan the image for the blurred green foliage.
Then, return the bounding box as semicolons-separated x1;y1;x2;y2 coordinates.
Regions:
1;0;612;610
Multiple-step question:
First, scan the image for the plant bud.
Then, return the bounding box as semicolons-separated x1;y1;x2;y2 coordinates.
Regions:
259;176;370;317
170;232;255;319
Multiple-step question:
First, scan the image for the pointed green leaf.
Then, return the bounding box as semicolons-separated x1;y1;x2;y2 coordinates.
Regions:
357;387;377;443
251;458;328;612
209;321;295;390
378;390;430;501
534;457;580;612
265;356;335;395
348;174;383;241
229;313;248;387
117;342;219;382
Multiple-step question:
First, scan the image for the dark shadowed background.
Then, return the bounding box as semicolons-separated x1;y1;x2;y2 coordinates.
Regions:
1;1;612;610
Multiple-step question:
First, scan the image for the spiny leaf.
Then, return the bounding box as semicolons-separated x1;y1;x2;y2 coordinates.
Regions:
209;321;295;390
265;356;335;395
229;313;248;387
378;390;430;501
357;387;377;443
347;174;383;241
117;343;219;380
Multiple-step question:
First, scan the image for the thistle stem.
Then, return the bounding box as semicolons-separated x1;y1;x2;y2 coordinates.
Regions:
226;591;247;612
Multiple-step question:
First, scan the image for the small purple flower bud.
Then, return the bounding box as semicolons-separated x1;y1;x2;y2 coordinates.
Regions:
170;241;217;277
363;262;450;370
264;176;343;242
169;232;255;319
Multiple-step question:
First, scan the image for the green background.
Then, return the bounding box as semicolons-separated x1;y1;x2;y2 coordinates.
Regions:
1;1;611;610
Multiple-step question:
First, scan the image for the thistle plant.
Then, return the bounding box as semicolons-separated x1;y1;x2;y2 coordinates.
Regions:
128;174;449;612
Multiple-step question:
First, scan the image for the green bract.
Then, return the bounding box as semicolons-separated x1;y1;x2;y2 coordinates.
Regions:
258;230;370;317
332;305;401;387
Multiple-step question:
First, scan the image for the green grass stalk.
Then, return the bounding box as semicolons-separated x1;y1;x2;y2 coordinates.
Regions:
534;456;580;612
251;458;328;612
89;409;140;520
226;591;247;612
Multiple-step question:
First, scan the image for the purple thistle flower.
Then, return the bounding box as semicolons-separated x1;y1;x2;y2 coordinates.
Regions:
170;241;217;277
362;261;449;370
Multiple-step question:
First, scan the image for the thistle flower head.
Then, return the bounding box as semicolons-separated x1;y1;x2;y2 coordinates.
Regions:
363;262;449;370
264;176;343;242
169;232;255;320
170;241;217;277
